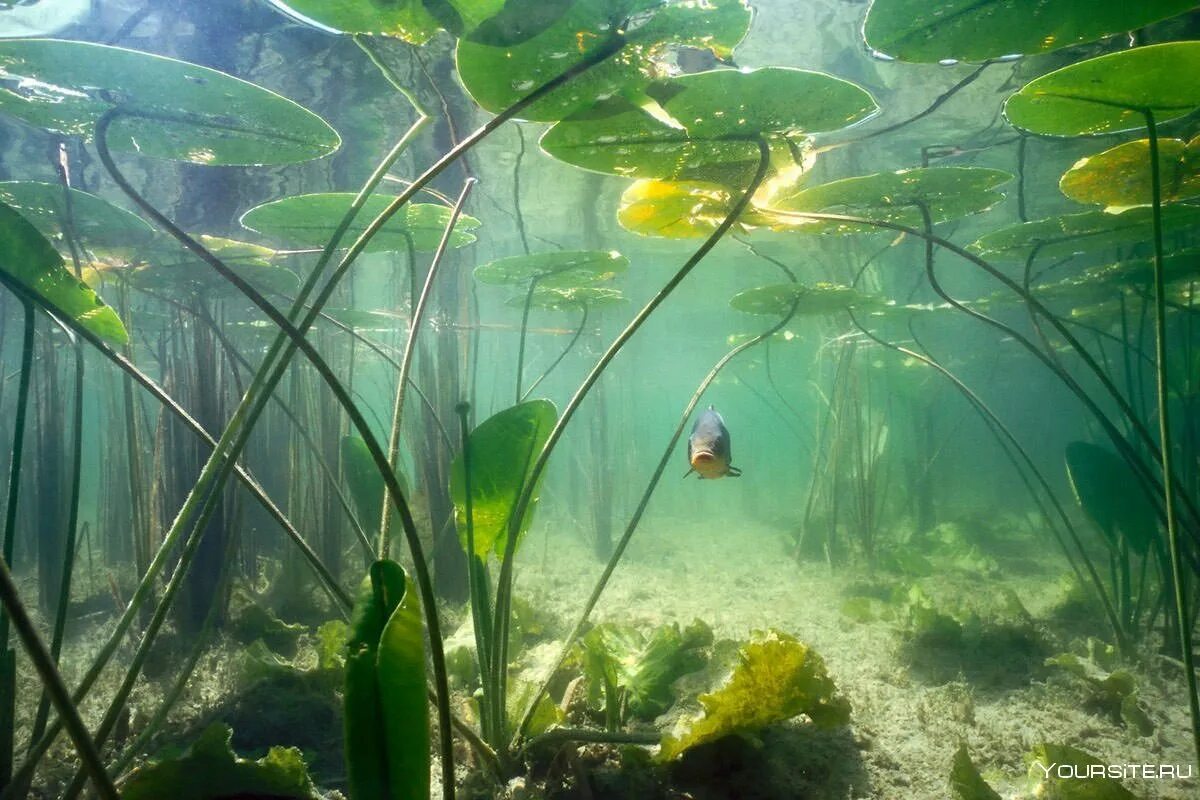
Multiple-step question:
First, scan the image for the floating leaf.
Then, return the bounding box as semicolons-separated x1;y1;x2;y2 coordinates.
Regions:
618;179;775;238
344;560;429;800
127;235;299;298
863;0;1195;63
505;285;627;311
1025;743;1137;799
1065;442;1159;556
1060;136;1200;211
764;167;1011;233
1005;42;1200;136
0;181;154;251
449;400;557;559
730;282;879;317
950;744;1001;800
266;0;504;41
456;0;752;122
659;629;849;761
968;205;1200;262
474;250;627;288
541;67;876;185
120;723;320;800
0;39;339;165
241;193;479;253
0;200;128;344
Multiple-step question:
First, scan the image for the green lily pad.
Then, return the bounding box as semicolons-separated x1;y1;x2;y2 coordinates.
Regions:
730;282;879;317
449;400;557;560
456;0;752;123
120;723;320;800
1066;441;1158;556
1060;136;1200;211
1027;250;1200;309
659;629;849;761
541;67;876;185
0;181;154;251
764;167;1011;233
0;39;339;165
129;236;299;298
1025;743;1137;799
968;205;1200;262
475;250;627;287
0;200;128;344
618;179;775;238
505;285;627;310
241;193;479;253
1005;42;1200;136
863;0;1196;63
266;0;503;41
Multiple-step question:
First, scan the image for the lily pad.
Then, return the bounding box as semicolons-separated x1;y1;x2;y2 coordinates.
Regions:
730;282;879;317
1005;42;1200;136
1060;136;1200;211
505;285;627;311
968;205;1200;262
659;629;849;761
120;723;320;800
449;400;557;560
764;167;1011;233
0;181;154;251
618;179;776;238
863;0;1196;63
0;39;339;165
266;0;503;41
128;236;299;298
0;200;128;344
456;0;752;122
541;67;876;185
241;193;479;253
475;250;627;288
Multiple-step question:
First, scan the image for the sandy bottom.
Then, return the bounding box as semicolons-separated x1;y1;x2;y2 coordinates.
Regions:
511;514;1198;800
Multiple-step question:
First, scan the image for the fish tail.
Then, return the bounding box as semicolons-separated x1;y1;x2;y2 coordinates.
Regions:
727;465;742;478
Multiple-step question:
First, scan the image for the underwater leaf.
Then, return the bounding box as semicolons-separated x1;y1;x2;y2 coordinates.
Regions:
340;436;408;535
1060;136;1200;211
967;205;1200;262
474;250;628;288
0;39;339;165
659;629;849;761
456;0;752;122
763;167;1011;233
863;0;1195;63
949;744;1001;800
730;282;880;317
1005;42;1200;136
0;181;154;252
1065;442;1159;556
504;285;628;311
344;560;429;800
241;193;480;253
1026;743;1137;799
617;179;777;238
541;67;876;185
0;200;128;345
449;400;558;559
266;0;504;41
129;236;300;298
120;723;320;800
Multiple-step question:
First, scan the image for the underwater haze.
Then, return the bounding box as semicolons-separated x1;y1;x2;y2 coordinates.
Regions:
0;0;1198;798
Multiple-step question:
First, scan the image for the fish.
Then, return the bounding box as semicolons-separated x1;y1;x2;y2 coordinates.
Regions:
685;405;742;479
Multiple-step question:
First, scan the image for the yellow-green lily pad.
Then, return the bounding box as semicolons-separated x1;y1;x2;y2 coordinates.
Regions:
968;205;1200;262
1060;136;1200;211
0;181;154;252
505;285;626;311
730;282;880;317
475;250;626;288
618;179;775;238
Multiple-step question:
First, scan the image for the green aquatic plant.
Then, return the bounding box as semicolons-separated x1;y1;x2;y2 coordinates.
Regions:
948;744;1000;800
1046;638;1155;736
1025;742;1139;800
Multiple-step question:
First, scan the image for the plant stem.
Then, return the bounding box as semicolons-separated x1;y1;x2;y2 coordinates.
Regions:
1143;108;1200;766
515;275;541;404
521;301;588;401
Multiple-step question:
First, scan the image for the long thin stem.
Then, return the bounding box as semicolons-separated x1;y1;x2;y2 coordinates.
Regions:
521;301;588;401
501;140;773;746
1144;109;1200;766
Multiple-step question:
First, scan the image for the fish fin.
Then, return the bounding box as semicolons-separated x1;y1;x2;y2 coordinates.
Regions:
682;468;696;479
727;466;742;478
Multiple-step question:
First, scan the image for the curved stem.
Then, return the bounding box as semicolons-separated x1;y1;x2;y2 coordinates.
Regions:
495;139;773;751
515;275;542;404
521;301;587;401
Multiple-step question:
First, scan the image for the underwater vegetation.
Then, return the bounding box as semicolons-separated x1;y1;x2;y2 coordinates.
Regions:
0;0;1197;798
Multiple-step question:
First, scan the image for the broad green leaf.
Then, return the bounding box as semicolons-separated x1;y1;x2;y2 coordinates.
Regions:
1005;42;1200;136
949;744;1001;800
1060;136;1200;211
344;561;429;800
449;400;557;559
0;181;154;252
0;39;339;165
241;193;479;253
730;282;880;317
128;236;299;298
618;179;776;238
456;0;752;122
505;285;627;310
968;205;1200;262
120;723;320;800
1065;442;1158;556
542;68;875;185
764;167;1011;233
474;250;627;288
0;200;128;344
266;0;503;41
1025;743;1137;799
660;629;849;760
1025;250;1200;309
863;0;1196;63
